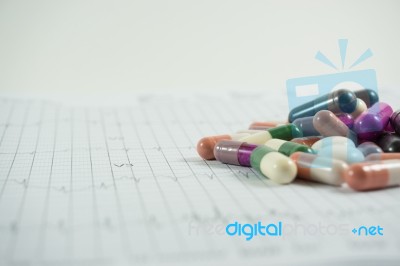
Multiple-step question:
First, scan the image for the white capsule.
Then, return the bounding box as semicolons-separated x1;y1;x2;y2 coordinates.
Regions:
311;136;356;151
236;129;265;134
259;152;297;184
318;144;365;164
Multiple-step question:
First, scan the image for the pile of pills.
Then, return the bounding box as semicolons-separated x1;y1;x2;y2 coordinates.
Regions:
197;88;400;191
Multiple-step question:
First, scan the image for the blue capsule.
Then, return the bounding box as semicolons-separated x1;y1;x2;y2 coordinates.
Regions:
288;89;357;122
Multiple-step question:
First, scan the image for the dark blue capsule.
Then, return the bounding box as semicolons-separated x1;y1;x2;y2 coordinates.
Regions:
288;89;357;122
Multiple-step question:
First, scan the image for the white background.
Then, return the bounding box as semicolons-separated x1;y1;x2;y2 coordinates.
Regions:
0;0;399;95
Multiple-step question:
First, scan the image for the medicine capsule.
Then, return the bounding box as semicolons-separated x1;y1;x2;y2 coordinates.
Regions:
236;129;264;134
292;117;320;137
344;160;400;191
248;121;286;129
313;110;356;141
197;133;250;160
239;124;303;145
354;88;379;108
353;102;393;141
377;133;400;152
290;136;323;147
213;140;258;166
365;153;400;161
390;109;400;135
290;152;348;186
318;144;365;164
335;113;355;129
265;139;314;156
311;136;356;151
250;146;297;184
349;98;367;118
356;141;383;157
288;89;357;122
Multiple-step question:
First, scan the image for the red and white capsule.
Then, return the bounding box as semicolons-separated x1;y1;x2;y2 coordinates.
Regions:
344;159;400;191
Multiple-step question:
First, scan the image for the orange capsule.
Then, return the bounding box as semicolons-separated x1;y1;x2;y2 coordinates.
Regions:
197;133;249;160
290;136;323;148
248;121;286;130
344;160;400;191
365;153;400;161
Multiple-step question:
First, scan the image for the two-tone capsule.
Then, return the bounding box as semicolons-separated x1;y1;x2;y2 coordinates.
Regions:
354;88;379;108
290;152;348;186
349;98;368;119
288;89;357;122
344;160;400;191
197;133;250;160
313;110;356;141
353;102;393;141
250;146;297;184
214;140;258;166
292;112;354;137
239;124;303;145
265;139;314;156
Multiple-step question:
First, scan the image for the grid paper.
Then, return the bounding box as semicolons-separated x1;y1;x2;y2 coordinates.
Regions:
0;91;399;266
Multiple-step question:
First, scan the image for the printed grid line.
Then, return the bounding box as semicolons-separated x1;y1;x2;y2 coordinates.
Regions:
0;96;399;266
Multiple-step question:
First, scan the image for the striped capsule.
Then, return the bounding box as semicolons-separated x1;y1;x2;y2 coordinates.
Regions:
248;121;286;130
250;146;297;184
354;89;379;108
290;136;323;147
265;139;314;156
313;110;356;141
197;133;250;160
290;152;348;186
366;153;400;161
288;89;357;122
239;124;303;145
354;102;393;141
356;142;383;157
213;140;258;166
377;133;400;153
344;160;400;191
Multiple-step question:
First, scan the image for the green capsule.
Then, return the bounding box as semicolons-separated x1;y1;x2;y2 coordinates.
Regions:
250;146;297;184
265;139;315;156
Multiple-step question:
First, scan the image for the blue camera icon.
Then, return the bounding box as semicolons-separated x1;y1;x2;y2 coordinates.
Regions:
286;69;378;110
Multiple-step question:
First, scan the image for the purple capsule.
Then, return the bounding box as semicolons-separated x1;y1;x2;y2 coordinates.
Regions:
214;140;258;166
354;102;393;141
335;113;355;129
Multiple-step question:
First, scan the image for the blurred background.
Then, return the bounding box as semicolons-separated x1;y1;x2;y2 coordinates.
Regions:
0;0;399;96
